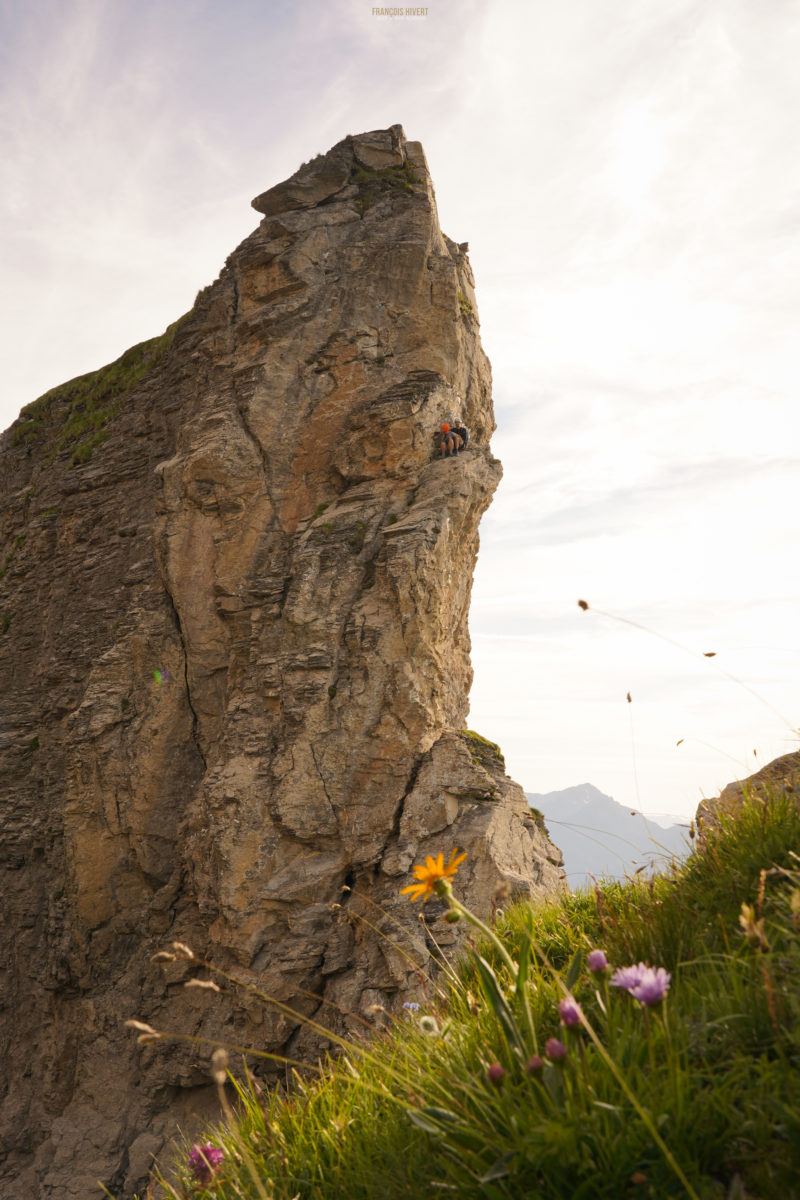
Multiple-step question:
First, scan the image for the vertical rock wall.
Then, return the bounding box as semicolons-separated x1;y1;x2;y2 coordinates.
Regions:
0;126;564;1198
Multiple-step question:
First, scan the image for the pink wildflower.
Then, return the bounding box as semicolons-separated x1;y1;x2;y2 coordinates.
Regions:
487;1062;506;1086
188;1144;225;1185
611;963;645;991
631;965;671;1006
559;996;583;1027
545;1037;567;1060
611;962;671;1006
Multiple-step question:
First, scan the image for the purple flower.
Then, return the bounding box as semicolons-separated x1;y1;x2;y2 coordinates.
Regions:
611;962;671;1006
188;1144;225;1185
402;1002;420;1012
587;949;608;972
525;1054;544;1073
559;996;583;1027
487;1062;506;1086
545;1037;567;1060
611;963;645;992
631;966;671;1006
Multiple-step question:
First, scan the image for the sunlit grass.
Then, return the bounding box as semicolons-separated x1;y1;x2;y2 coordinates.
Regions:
136;787;800;1199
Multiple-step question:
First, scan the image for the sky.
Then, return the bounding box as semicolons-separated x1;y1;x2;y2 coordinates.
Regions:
2;0;798;819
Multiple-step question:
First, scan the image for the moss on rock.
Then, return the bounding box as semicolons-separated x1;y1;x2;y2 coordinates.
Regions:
460;728;505;771
11;314;188;466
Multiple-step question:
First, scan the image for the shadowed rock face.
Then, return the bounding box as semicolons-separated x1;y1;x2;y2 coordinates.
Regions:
0;126;564;1198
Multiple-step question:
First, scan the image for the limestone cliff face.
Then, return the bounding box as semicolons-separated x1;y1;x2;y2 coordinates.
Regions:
0;126;564;1198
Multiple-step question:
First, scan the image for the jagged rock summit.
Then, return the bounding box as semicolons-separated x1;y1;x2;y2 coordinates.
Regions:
0;126;565;1198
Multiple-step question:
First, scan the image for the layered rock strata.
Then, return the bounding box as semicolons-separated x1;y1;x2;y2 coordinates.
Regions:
0;125;565;1199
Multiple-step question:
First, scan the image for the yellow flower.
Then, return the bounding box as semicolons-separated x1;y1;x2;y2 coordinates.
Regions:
401;849;467;903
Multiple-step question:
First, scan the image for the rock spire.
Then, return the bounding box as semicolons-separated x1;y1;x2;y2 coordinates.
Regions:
0;125;564;1198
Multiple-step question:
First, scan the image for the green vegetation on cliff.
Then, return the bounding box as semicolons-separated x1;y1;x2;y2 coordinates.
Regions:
136;786;800;1199
461;728;505;768
11;314;187;466
352;160;422;214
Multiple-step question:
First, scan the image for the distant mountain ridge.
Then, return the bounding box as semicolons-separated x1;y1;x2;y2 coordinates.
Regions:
527;783;689;889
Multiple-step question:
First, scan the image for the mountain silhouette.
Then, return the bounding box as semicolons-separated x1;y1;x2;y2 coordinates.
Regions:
527;783;689;889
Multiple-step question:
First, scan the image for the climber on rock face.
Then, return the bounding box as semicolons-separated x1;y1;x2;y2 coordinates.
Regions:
453;419;469;451
437;423;462;457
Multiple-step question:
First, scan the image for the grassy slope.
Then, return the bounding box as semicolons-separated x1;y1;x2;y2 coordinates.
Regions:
144;790;800;1200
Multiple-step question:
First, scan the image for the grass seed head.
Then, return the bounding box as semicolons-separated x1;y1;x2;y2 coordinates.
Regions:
171;941;195;960
211;1047;229;1085
125;1020;158;1035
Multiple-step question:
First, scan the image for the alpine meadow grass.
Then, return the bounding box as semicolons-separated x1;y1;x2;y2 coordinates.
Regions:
132;786;800;1200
